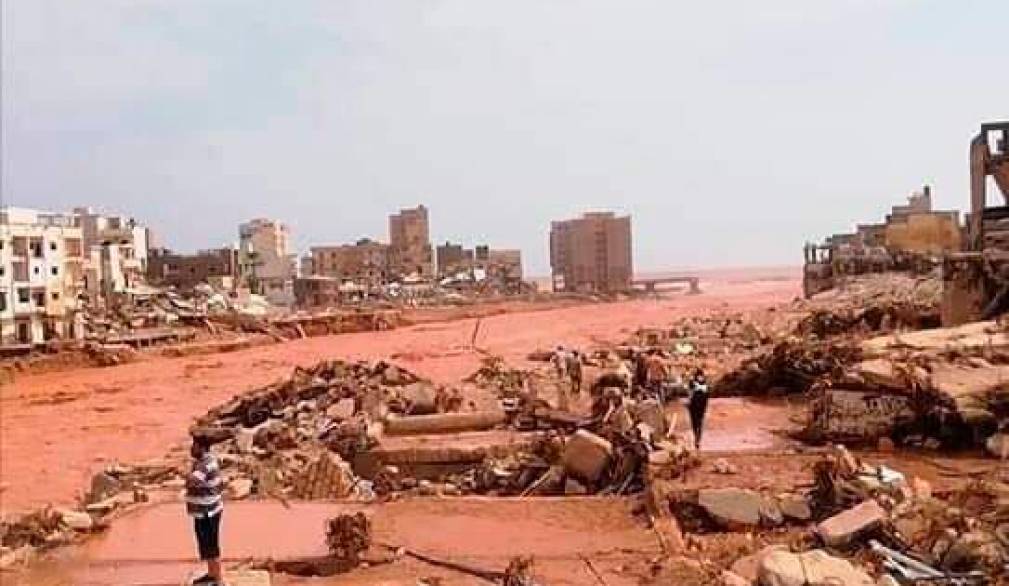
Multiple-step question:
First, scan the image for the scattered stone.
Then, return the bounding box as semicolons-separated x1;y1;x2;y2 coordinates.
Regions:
941;530;1006;572
235;427;257;454
87;472;122;504
877;437;895;452
229;477;254;500
758;549;873;586
721;570;750;586
816;499;886;547
759;497;784;527
326;398;356;421
712;458;738;475
58;510;94;532
731;544;788;583
698;488;763;529
562;430;613;486
876;576;900;586
777;494;811;522
986;433;1009;458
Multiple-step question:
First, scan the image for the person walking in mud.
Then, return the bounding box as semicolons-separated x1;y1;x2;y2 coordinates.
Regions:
186;432;225;585
566;349;583;395
687;369;709;449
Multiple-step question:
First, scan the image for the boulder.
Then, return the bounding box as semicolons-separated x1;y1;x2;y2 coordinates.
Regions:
712;458;738;475
758;549;873;586
698;488;763;529
401;383;438;415
228;477;254;500
59;510;94;531
562;430;613;486
721;570;750;586
986;433;1009;459
731;545;788;583
759;498;784;527
326;398;356;421
778;494;811;522
88;472;122;503
816;499;886;547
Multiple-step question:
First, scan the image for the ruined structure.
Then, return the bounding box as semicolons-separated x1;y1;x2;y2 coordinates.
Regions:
549;212;632;293
388;205;434;280
803;185;961;298
238;218;296;305
942;121;1009;324
309;238;391;289
146;247;240;291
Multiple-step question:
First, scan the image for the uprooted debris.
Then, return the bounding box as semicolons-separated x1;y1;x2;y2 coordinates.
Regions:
713;338;862;396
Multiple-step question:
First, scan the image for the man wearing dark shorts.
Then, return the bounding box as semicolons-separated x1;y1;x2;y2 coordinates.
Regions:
187;433;224;585
687;369;709;450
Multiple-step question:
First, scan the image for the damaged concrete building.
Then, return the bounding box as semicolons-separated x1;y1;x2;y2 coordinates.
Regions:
146;246;240;291
436;242;523;283
308;239;391;289
238;218;297;306
388;205;434;280
549;211;633;293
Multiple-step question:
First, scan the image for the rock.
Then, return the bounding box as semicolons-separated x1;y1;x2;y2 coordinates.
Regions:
731;545;788;583
758;549;873;586
58;510;94;531
88;472;122;503
986;433;1009;458
941;530;1005;572
632;399;668;437
564;478;589;496
777;494;811;522
417;480;436;496
229;477;254;500
327;398;356;421
235;427;257;454
698;488;763;529
816;499;886;547
877;437;895;452
712;458;738;475
562;430;613;486
876;576;900;586
912;477;932;500
759;498;784;527
721;570;750;586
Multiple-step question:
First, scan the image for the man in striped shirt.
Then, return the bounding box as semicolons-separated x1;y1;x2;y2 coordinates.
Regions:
187;433;224;585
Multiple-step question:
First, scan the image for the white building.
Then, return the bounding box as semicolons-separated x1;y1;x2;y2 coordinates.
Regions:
238;218;296;305
0;208;85;345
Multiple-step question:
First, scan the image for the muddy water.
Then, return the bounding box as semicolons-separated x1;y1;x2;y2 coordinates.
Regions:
1;276;798;516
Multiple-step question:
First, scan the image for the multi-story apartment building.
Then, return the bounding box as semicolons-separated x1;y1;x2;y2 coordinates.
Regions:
309;238;391;289
549;212;632;293
437;241;523;282
389;205;434;279
238;218;296;304
0;208;85;345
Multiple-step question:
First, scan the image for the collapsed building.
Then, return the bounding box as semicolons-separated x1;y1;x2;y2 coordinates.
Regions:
803;185;962;298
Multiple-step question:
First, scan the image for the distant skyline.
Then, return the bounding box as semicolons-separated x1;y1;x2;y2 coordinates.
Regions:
3;1;1008;275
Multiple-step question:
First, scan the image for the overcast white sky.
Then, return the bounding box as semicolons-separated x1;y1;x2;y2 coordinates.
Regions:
2;1;1007;274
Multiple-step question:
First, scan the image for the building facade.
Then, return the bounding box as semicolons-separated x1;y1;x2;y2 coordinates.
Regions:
72;207;150;299
549;212;632;293
389;205;434;279
309;238;390;289
147;247;240;291
238;218;296;304
0;208;85;345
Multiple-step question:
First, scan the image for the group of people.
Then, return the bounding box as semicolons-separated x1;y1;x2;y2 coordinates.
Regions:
551;345;710;450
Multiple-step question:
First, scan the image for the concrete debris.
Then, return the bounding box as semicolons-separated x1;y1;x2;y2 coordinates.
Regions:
816;499;887;548
698;488;764;529
758;549;874;586
562;429;613;486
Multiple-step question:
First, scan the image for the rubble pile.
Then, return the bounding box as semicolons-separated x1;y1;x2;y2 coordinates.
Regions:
713;338;862;396
809;446;1007;581
802;320;1009;448
465;355;532;394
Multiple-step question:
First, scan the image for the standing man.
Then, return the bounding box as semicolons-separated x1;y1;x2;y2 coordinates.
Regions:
187;432;225;585
687;369;709;450
566;350;583;395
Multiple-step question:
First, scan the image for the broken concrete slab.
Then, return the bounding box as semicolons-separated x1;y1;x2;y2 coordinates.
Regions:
816;499;886;547
777;494;811;522
730;544;788;583
758;549;873;586
384;410;505;436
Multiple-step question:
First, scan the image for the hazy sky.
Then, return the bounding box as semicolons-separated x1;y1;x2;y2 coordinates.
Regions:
2;1;1007;275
